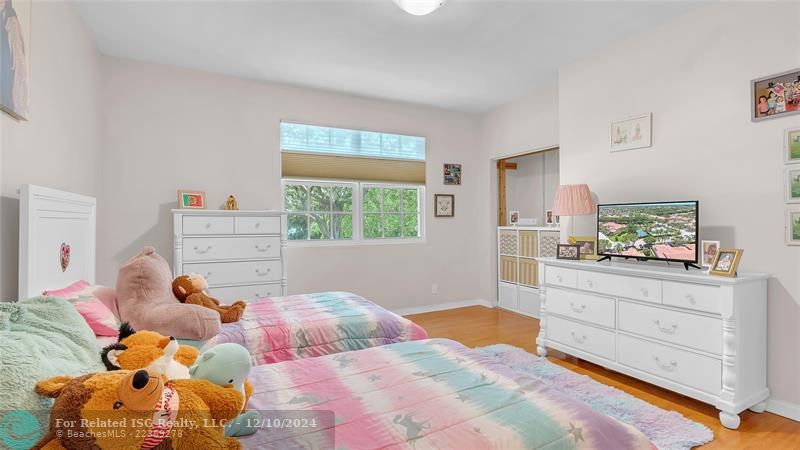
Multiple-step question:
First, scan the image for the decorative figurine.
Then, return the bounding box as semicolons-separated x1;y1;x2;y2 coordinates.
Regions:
224;194;239;210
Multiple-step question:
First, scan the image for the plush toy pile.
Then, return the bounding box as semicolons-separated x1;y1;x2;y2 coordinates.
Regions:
34;324;259;448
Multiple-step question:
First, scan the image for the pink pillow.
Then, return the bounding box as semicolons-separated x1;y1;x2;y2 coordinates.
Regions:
44;281;121;336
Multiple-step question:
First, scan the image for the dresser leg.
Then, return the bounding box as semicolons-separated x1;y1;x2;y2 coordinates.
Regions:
748;402;767;413
718;411;740;429
537;346;547;357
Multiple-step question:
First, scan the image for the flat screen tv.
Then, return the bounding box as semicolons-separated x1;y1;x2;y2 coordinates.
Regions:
597;201;699;267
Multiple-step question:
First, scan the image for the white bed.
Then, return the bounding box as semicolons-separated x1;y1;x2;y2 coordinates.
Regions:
18;184;97;300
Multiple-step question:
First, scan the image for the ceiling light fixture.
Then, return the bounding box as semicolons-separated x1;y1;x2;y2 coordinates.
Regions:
393;0;447;16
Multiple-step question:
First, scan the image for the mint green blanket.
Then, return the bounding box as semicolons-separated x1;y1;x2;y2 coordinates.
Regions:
0;297;104;412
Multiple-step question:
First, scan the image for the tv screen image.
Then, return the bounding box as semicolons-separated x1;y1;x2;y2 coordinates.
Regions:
597;201;698;263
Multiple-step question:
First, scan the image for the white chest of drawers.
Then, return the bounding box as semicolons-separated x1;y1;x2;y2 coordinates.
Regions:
536;258;769;429
173;209;287;303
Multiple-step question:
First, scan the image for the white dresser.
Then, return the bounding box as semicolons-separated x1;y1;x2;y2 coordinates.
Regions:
536;258;769;429
173;209;287;303
497;226;561;318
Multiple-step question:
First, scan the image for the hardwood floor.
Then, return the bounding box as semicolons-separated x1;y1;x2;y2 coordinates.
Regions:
406;306;800;450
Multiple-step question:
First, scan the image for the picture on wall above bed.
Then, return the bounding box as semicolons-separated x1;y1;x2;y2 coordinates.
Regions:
443;163;461;185
752;68;800;121
786;127;800;164
610;113;652;152
786;167;800;203
788;209;800;246
0;0;31;120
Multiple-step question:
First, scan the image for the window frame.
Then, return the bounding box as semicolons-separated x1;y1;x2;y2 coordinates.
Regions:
282;178;426;247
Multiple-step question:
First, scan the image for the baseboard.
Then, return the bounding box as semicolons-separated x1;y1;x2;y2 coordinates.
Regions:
392;299;494;316
767;398;800;422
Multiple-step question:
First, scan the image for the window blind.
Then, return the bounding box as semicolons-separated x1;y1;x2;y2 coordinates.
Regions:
280;122;426;183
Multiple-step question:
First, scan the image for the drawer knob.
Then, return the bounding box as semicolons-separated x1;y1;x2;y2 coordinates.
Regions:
255;268;272;276
255;222;261;228
570;332;587;344
556;275;563;282
685;294;696;304
569;302;587;313
653;356;678;372
641;288;649;297
254;244;271;252
205;223;212;229
203;272;212;279
586;280;594;288
653;319;678;334
193;245;213;254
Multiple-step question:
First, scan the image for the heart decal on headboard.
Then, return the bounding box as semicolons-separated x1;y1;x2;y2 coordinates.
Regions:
60;242;71;272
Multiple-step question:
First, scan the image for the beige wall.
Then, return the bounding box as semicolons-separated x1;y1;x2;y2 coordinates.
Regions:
0;1;102;300
559;2;800;413
480;85;561;304
99;57;492;311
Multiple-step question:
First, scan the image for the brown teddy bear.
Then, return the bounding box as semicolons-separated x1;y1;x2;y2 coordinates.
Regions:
33;369;243;449
101;323;199;380
172;273;246;323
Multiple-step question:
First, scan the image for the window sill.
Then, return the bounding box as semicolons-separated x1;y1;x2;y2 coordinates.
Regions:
287;238;427;248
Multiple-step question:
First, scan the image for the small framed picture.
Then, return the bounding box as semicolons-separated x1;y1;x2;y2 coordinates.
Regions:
509;210;520;225
178;190;206;209
751;68;800;122
788;209;800;246
709;248;743;277
443;163;462;185
568;236;598;260
701;240;721;268
545;210;554;225
785;127;800;164
557;244;581;260
786;167;800;203
434;194;455;217
611;113;652;152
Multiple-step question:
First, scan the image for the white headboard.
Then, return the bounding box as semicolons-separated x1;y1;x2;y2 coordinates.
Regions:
18;185;97;300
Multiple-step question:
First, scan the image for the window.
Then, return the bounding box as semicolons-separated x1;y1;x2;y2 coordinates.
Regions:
283;180;424;244
362;185;421;239
281;122;425;161
284;181;353;241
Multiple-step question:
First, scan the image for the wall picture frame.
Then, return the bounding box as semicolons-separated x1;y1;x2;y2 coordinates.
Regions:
785;167;800;203
751;68;800;122
443;163;462;185
786;127;800;164
610;113;652;152
709;248;743;277
557;244;581;260
568;235;598;260
545;209;554;225
178;190;206;209
701;240;721;268
434;194;454;217
0;0;31;120
509;210;519;225
788;209;800;246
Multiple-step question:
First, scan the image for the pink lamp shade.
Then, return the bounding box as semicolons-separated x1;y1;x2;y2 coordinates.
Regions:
553;184;596;216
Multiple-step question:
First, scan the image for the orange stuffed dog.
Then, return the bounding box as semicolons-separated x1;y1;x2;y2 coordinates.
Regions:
172;274;246;323
101;323;199;380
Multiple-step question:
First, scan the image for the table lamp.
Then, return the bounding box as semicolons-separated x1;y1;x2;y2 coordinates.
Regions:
552;184;596;236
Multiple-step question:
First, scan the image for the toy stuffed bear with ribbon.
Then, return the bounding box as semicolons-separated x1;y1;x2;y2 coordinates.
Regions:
172;273;246;323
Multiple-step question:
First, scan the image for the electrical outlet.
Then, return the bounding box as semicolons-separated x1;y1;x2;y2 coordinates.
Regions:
431;283;438;294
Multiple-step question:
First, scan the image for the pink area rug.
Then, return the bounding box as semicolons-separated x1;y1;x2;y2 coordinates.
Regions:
475;344;714;450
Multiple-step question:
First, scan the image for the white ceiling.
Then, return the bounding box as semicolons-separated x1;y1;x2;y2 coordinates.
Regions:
75;0;700;113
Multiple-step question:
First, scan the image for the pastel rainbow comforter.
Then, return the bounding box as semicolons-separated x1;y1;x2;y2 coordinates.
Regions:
240;339;656;449
201;291;428;364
